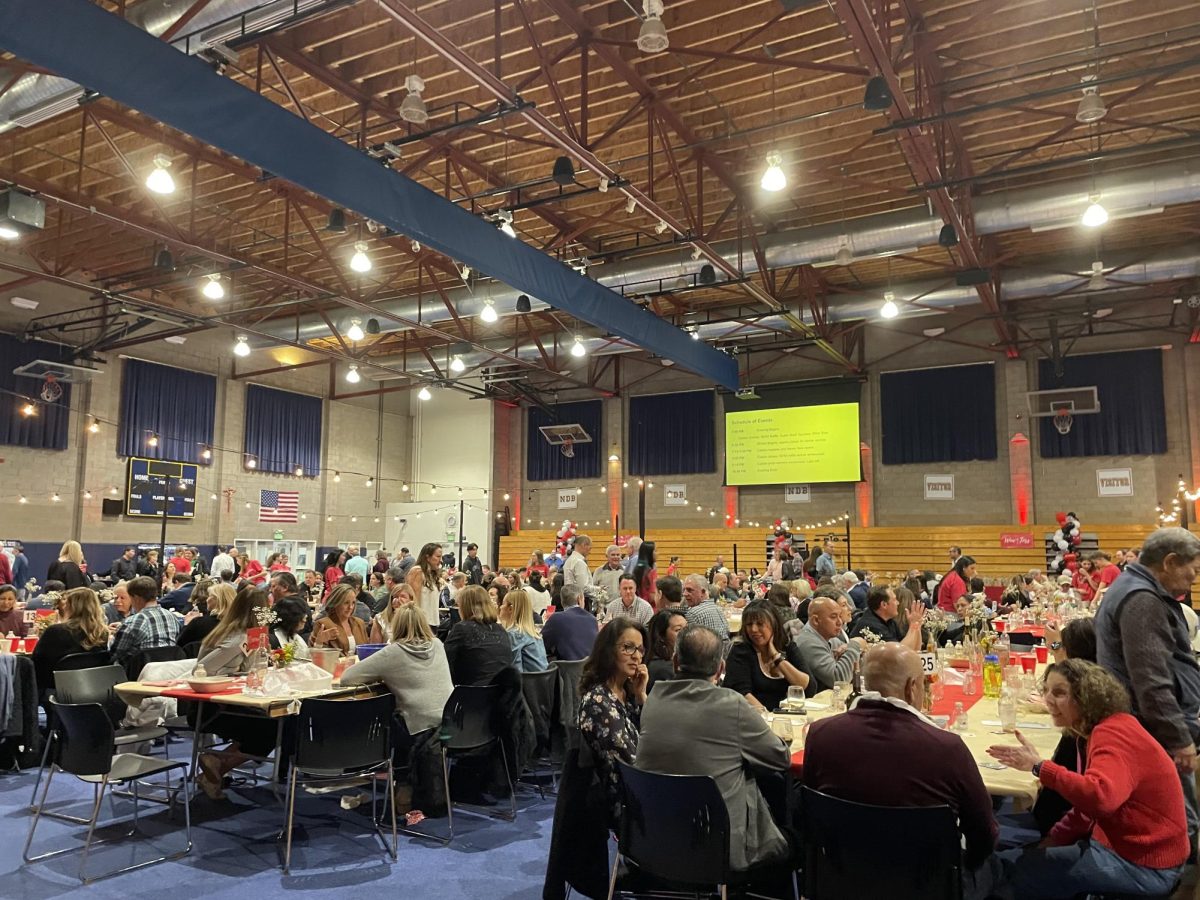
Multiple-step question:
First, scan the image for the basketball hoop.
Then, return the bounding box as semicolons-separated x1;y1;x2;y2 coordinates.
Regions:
561;438;575;458
1053;408;1073;435
39;374;62;403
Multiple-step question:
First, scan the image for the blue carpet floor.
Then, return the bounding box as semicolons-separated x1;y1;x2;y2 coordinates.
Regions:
0;749;557;899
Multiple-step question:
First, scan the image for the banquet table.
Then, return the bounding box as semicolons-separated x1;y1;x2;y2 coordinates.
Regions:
787;665;1060;806
116;677;383;796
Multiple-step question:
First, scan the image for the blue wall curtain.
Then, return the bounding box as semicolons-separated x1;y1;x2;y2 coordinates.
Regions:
880;363;997;465
628;390;715;475
0;333;72;450
527;400;602;481
1038;349;1166;457
118;359;215;463
244;384;322;476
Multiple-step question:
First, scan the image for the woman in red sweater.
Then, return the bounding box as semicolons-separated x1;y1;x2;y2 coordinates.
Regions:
988;659;1188;898
936;554;976;612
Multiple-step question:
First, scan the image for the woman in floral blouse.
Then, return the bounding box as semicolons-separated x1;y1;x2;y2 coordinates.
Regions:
578;616;649;826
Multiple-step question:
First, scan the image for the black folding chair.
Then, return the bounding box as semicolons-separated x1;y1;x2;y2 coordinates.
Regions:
519;665;559;797
124;644;187;681
180;641;203;658
30;663;167;815
283;693;397;874
802;786;962;900
24;698;191;884
552;658;585;759
401;685;516;845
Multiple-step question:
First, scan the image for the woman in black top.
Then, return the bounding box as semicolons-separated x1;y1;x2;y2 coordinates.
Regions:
444;585;512;685
46;540;88;590
176;582;233;651
645;608;687;691
724;602;812;710
31;587;109;700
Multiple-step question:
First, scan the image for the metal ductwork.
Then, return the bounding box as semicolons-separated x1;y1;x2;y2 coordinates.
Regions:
0;0;311;132
360;247;1200;378
251;160;1200;351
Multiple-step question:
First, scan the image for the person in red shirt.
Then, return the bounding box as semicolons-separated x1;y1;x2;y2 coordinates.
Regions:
1092;550;1123;594
169;548;192;576
988;659;1189;898
632;540;658;605
937;554;976;612
0;549;11;587
1072;559;1099;603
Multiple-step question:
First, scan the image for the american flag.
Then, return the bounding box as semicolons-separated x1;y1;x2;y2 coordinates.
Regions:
259;489;299;523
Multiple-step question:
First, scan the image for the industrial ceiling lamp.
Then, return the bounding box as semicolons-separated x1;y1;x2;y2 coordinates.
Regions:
449;355;466;373
637;0;669;53
1088;260;1106;290
346;318;365;342
201;273;225;300
1081;194;1108;228
145;154;175;194
153;246;175;272
399;75;428;125
345;364;361;383
515;294;532;313
417;385;432;401
233;335;251;357
1075;76;1107;124
760;151;786;192
834;235;853;266
570;335;587;358
496;209;516;238
938;223;959;247
862;75;893;111
480;298;499;323
350;241;372;273
325;208;347;233
880;290;900;319
552;155;576;186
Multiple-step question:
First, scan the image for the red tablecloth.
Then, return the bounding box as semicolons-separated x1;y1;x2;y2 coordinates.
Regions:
161;686;244;702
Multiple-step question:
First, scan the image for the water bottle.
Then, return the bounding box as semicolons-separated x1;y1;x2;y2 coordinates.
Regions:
953;701;968;733
998;682;1017;733
983;653;1002;699
996;631;1011;672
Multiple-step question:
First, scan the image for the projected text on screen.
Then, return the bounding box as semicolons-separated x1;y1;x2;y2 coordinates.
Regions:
725;403;860;486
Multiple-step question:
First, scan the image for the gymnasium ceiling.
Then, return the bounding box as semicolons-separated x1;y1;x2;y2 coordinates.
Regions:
1;0;1199;402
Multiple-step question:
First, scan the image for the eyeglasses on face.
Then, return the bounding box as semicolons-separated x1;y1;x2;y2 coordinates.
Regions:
617;641;645;657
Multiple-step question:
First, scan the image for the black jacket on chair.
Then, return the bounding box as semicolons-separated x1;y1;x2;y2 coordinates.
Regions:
542;740;610;900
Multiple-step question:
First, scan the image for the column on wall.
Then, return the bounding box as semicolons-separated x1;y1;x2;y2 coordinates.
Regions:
1009;432;1033;525
856;443;874;527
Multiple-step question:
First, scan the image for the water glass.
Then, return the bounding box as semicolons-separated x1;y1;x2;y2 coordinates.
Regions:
771;716;793;742
831;682;847;713
787;685;806;706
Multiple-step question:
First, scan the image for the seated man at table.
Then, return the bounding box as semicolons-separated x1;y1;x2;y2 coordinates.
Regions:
541;583;598;661
110;575;181;669
849;584;925;650
794;597;864;693
804;643;999;899
637;625;792;872
159;572;195;612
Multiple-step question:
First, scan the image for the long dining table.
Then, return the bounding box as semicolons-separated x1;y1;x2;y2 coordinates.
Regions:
786;665;1061;806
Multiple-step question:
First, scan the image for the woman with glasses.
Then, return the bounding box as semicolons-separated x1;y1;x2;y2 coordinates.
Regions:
578;616;649;826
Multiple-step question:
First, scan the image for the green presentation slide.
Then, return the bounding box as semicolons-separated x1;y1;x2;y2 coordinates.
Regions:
725;403;861;485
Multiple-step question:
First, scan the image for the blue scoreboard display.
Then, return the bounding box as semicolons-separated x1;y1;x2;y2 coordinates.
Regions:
126;457;197;518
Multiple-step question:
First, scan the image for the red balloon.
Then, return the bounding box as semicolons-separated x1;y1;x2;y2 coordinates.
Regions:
1066;561;1079;573
1071;534;1081;546
1055;512;1067;525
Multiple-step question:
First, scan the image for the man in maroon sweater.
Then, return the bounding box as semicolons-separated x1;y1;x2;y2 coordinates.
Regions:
804;643;999;897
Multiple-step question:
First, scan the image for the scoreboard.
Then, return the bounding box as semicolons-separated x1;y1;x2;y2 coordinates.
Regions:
126;457;197;519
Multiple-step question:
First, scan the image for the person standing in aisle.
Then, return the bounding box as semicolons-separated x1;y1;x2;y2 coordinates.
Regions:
463;543;484;585
343;544;370;582
563;535;593;593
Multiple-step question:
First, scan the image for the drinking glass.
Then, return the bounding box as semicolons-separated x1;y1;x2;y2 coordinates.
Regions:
787;685;806;706
832;681;850;712
771;716;793;742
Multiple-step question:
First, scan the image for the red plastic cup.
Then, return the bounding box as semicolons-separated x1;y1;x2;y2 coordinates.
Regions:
23;637;37;653
1035;645;1049;664
993;620;1005;633
1020;654;1037;674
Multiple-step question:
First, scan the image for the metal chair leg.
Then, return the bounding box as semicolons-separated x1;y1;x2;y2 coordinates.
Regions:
283;766;299;874
443;746;454;844
23;764;54;863
386;763;398;860
499;741;517;822
77;774;110;884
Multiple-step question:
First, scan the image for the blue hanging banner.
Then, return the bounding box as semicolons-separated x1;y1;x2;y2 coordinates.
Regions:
0;0;739;389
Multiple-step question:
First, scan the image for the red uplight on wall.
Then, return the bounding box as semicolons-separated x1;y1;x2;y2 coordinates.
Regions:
855;443;873;527
1009;432;1032;526
723;486;738;528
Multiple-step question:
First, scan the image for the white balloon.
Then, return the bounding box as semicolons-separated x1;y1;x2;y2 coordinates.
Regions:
1057;538;1069;550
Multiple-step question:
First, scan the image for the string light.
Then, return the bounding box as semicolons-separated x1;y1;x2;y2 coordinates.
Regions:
20;402;35;417
147;432;159;448
88;418;100;434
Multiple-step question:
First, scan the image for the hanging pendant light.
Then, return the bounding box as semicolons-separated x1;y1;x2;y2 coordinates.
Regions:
417;385;432;401
834;235;853;266
233;335;251;357
145;154;175;194
863;76;894;111
1081;195;1108;228
449;355;466;373
760;151;786;192
325;208;347;233
570;335;587;358
345;364;361;384
201;273;225;300
880;291;900;319
1076;76;1107;124
346;318;365;342
637;0;669;53
350;241;372;273
480;299;498;323
399;74;428;125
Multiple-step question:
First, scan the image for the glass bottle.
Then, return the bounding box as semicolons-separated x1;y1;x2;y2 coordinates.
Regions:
953;701;967;733
996;630;1011;671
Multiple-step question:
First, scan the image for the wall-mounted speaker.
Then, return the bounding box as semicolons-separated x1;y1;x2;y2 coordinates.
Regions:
102;497;123;517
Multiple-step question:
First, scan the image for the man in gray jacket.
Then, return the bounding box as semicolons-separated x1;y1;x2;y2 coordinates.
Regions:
1096;527;1200;847
635;625;792;871
794;597;865;693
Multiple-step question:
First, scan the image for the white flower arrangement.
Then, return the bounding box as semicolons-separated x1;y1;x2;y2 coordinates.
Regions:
254;606;279;628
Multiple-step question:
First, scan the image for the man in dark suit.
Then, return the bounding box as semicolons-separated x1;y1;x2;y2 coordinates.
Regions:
159;573;196;612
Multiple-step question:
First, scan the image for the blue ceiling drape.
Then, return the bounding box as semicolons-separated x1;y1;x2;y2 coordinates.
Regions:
118;359;215;463
1038;349;1166;457
628;390;715;476
0;333;72;450
527;401;602;481
880;363;998;465
244;384;322;476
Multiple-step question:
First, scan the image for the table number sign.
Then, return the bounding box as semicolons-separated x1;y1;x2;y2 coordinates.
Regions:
919;651;937;675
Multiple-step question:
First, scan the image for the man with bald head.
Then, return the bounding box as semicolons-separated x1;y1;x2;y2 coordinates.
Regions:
804;643;999;897
793;596;865;693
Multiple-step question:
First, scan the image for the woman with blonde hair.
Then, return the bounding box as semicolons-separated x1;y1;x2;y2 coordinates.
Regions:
498;589;548;673
197;585;270;674
177;581;234;649
47;540;87;589
342;605;454;735
370;584;416;643
405;542;444;629
311;583;368;652
444;585;511;685
31;587;108;696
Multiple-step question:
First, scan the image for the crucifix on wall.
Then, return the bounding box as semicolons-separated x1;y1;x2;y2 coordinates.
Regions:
223;488;236;514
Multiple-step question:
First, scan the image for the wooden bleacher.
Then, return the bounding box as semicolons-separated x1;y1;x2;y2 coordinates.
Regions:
500;522;1168;581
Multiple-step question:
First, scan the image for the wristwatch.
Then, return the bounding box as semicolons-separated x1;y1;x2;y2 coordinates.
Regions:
1031;761;1044;778
1049;641;1062;651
